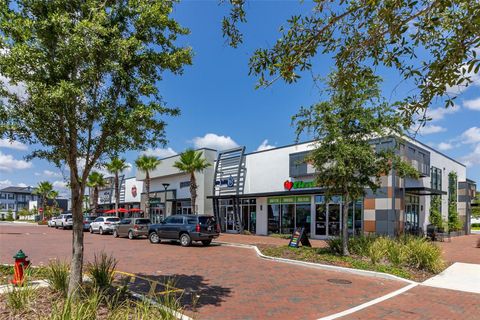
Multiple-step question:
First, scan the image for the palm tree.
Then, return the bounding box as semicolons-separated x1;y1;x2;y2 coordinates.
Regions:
34;181;53;221
135;155;161;218
173;149;211;214
87;172;106;217
106;157;129;215
48;190;59;216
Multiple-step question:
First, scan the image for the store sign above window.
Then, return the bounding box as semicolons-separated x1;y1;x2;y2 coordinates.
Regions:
283;180;317;191
268;196;311;204
216;176;235;188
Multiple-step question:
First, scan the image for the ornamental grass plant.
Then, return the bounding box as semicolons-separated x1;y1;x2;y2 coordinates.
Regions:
45;260;69;297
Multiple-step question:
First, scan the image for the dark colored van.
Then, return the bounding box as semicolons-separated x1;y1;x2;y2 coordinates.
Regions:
148;215;220;247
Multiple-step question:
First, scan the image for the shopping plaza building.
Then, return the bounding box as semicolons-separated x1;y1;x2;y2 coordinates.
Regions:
135;137;476;238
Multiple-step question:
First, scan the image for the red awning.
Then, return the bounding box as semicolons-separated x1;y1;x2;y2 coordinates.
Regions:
128;208;142;212
117;208;128;213
103;209;116;214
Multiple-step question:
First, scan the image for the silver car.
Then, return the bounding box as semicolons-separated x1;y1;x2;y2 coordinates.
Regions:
89;216;120;235
113;218;151;239
83;216;97;231
55;214;73;229
47;216;58;228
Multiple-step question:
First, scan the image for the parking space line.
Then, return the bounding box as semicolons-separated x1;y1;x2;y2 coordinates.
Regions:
317;282;418;320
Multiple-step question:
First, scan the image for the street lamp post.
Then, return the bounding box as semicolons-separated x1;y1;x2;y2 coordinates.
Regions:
162;183;170;219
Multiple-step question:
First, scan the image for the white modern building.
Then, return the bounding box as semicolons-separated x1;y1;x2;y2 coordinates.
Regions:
135;137;476;238
94;176;144;217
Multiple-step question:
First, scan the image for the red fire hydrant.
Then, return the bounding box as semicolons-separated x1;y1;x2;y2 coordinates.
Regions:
12;249;30;286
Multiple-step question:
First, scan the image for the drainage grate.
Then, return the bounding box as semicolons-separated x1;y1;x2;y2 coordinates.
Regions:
327;278;352;285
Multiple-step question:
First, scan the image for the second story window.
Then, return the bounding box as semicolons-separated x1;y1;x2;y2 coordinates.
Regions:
431;167;442;190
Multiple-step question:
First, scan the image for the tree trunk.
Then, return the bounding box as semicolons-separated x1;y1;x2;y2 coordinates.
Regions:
190;172;197;214
114;172;119;216
92;187;98;217
342;192;350;256
42;196;46;221
144;171;150;219
68;176;84;297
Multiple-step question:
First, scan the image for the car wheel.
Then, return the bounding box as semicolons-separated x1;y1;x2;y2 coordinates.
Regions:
201;240;212;246
99;227;104;235
89;226;94;233
180;233;192;247
113;230;119;238
149;232;160;244
128;231;134;240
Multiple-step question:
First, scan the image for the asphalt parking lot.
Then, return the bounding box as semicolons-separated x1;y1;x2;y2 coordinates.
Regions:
1;222;479;319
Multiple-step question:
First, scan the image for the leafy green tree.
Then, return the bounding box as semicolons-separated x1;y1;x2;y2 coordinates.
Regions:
48;190;59;215
106;157;130;215
0;0;191;296
33;181;53;221
87;172;107;218
6;210;14;221
472;192;480;219
173;149;211;214
448;171;462;231
293;66;418;255
135;155;161;218
223;0;480;125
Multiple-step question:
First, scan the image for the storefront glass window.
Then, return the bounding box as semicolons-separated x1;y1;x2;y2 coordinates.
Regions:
281;204;295;234
296;204;311;235
268;205;281;233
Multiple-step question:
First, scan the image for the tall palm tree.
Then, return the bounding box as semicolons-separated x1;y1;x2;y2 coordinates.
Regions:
48;190;59;216
87;172;106;217
34;181;53;221
135;155;161;218
106;157;129;215
173;149;211;214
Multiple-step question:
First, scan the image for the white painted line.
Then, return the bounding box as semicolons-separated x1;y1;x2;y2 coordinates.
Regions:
215;241;416;284
317;282;418;320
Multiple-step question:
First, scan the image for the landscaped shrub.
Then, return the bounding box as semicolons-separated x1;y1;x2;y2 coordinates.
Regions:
5;280;37;313
6;210;14;221
348;234;377;256
45;260;69;297
87;252;117;289
386;239;408;267
49;288;101;320
367;237;389;264
471;223;480;228
326;237;343;255
405;237;444;273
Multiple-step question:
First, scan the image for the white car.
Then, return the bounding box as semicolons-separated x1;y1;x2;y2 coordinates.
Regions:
55;214;73;229
47;216;58;228
89;216;120;235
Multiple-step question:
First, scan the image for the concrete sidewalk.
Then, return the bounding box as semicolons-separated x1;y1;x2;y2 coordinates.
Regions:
422;262;480;294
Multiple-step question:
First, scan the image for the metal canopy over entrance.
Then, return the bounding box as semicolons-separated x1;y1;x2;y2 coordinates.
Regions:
212;147;246;233
405;187;447;196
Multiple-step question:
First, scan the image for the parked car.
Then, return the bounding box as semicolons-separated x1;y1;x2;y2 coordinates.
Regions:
113;218;151;239
47;216;58;228
89;216;120;235
54;214;73;229
148;214;220;247
83;216;97;231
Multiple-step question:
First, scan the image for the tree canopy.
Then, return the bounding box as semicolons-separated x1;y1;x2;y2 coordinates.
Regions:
223;0;480;126
0;0;192;295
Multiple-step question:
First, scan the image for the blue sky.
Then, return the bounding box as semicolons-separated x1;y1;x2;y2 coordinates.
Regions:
1;1;479;196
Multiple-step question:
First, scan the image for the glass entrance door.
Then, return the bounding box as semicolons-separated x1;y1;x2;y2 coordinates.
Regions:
315;204;327;236
225;206;235;231
328;204;340;236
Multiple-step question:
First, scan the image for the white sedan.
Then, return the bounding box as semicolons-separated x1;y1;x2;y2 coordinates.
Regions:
89;216;120;235
47;216;58;228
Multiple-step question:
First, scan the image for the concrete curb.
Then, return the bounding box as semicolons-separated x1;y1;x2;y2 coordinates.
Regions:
130;291;194;320
0;280;49;294
215;241;417;285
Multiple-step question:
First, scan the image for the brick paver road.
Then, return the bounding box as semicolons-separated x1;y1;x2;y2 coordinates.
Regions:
0;223;403;319
1;223;480;319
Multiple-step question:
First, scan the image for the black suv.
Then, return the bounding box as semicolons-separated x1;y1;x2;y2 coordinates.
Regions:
148;214;220;247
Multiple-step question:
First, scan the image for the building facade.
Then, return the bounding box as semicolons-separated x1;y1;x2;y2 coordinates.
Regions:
134;138;476;239
93;176;144;216
135;148;217;223
0;186;38;219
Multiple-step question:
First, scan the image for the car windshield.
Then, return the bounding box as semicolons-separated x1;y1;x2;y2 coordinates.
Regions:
135;219;150;224
198;216;215;225
107;217;120;222
86;217;96;221
66;215;72;219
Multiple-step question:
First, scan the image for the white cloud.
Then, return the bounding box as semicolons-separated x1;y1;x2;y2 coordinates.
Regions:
0;179;12;189
461;127;480;144
461;144;480;167
52;180;68;190
0;139;28;151
426;105;461;122
35;170;62;178
256;139;275;151
16;183;27;187
418;125;447;135
0;75;27;100
437;142;454;151
0;151;32;172
463;97;480;111
192;133;239;151
142;147;177;158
